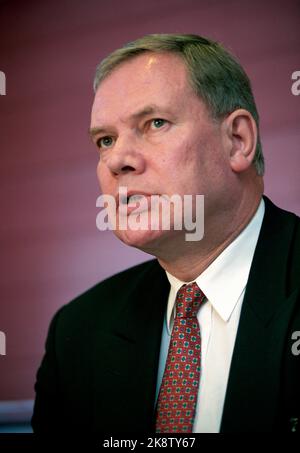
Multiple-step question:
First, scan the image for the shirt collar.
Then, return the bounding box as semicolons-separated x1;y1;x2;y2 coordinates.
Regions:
165;199;265;331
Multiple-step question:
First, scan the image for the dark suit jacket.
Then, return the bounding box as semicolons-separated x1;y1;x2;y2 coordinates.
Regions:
31;197;300;433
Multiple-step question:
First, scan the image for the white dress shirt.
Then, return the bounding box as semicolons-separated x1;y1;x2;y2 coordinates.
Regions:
155;199;265;433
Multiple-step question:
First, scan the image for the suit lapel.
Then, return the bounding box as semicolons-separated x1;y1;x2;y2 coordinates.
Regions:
91;260;170;432
221;197;299;432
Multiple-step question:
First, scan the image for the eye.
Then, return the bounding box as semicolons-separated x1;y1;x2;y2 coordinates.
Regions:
151;118;166;129
96;136;114;149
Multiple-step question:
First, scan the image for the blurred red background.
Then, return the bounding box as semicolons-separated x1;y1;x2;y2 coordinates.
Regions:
0;0;299;407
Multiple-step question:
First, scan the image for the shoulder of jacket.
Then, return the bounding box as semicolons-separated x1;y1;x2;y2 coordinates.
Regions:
49;258;160;328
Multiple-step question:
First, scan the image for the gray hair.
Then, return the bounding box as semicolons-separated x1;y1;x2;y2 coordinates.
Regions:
93;34;264;176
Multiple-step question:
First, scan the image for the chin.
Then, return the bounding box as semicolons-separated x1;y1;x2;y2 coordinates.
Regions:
115;227;184;257
114;228;169;253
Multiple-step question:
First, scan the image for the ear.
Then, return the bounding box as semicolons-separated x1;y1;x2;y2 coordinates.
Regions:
223;109;258;173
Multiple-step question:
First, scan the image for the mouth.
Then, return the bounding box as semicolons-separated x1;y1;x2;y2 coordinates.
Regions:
118;191;155;206
116;190;160;215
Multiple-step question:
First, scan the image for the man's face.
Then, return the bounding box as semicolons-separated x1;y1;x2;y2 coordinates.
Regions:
90;52;232;253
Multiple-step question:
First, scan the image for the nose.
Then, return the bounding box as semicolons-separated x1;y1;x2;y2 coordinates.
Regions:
105;134;146;176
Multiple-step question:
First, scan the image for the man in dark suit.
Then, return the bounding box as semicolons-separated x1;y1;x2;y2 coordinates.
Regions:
32;34;300;433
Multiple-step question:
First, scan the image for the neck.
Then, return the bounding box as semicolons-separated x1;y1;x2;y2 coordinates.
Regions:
156;192;263;282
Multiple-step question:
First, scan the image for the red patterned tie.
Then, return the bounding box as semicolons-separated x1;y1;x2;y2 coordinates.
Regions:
155;282;206;433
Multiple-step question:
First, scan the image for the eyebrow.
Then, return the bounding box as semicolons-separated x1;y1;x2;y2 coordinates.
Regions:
88;104;171;139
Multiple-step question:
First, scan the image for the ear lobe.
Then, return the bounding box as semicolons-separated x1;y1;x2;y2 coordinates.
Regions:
226;109;257;174
230;151;252;173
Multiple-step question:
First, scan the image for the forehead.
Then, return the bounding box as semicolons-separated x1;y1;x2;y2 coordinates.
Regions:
91;52;195;123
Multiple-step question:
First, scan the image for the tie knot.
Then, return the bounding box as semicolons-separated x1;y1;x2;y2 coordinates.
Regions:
175;282;205;318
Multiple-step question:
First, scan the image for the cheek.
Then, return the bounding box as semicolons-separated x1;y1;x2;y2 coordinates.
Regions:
170;136;203;172
166;134;195;165
155;141;198;193
166;132;224;191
